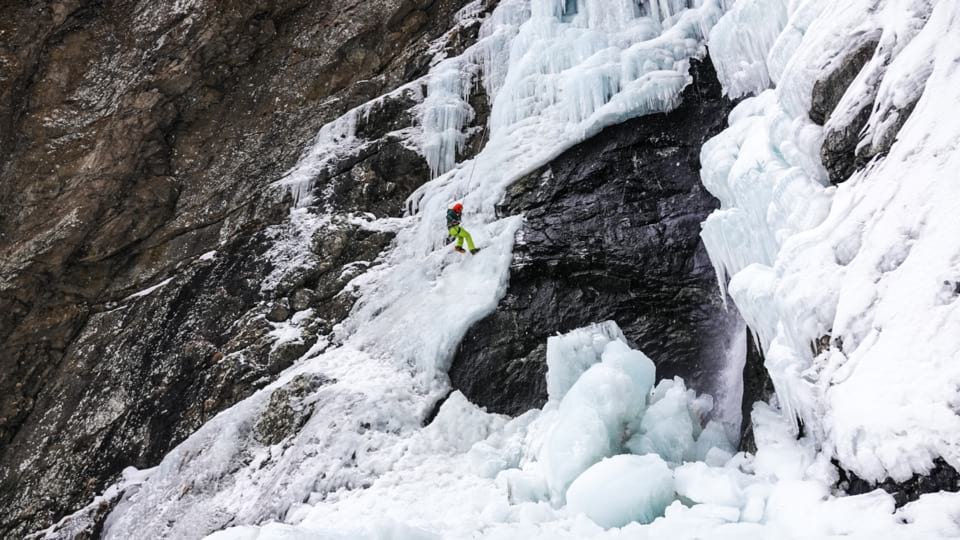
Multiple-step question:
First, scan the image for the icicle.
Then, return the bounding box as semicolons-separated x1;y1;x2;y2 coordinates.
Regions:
272;106;362;208
420;58;477;178
708;0;790;98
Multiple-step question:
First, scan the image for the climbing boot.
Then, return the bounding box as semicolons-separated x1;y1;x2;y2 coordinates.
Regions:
470;248;481;255
454;246;466;253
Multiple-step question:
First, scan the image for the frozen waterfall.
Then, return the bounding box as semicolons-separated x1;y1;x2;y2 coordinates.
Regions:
34;1;960;539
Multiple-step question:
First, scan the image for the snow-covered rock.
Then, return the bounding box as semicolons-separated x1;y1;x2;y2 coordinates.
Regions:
701;0;960;487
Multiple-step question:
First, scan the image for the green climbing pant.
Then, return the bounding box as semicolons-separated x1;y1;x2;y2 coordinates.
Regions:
448;225;476;251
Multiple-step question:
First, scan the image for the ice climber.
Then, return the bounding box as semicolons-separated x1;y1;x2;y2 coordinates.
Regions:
447;202;479;254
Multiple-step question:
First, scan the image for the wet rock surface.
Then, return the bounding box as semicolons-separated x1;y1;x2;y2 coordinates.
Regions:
0;0;476;535
449;59;741;417
737;329;773;453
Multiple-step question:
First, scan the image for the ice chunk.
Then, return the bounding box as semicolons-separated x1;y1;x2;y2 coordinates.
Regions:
468;441;515;479
539;398;614;503
545;321;626;402
647;501;758;540
693;420;736;462
466;409;535;479
673;462;747;508
628;378;697;464
539;337;657;500
762;481;904;538
703;447;734;468
740;483;770;523
566;454;675;528
598;339;656;420
497;469;550;504
897;492;960;537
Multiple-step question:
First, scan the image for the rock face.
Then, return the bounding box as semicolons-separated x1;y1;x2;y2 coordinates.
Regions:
812;37;922;186
737;329;772;453
448;59;741;417
809;39;879;126
811;39;879;185
0;0;478;535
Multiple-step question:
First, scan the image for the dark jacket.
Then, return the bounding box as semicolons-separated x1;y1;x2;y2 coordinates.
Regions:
446;208;462;229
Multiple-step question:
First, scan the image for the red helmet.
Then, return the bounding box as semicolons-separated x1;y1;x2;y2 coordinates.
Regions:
452;202;463;212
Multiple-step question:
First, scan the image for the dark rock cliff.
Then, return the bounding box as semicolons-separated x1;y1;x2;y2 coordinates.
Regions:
0;0;480;535
737;329;772;453
448;59;742;417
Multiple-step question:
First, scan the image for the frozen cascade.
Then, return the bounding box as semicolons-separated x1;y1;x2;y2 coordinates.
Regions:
38;0;960;538
272;107;367;208
707;0;789;99
700;0;960;484
419;0;528;178
419;59;477;178
85;1;736;538
342;0;730;382
422;0;728;178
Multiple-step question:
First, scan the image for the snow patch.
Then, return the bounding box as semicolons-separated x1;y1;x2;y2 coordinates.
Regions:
123;277;174;301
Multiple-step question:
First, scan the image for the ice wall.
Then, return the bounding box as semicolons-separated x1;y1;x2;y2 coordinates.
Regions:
346;0;732;383
700;0;960;482
707;0;788;98
420;0;732;178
